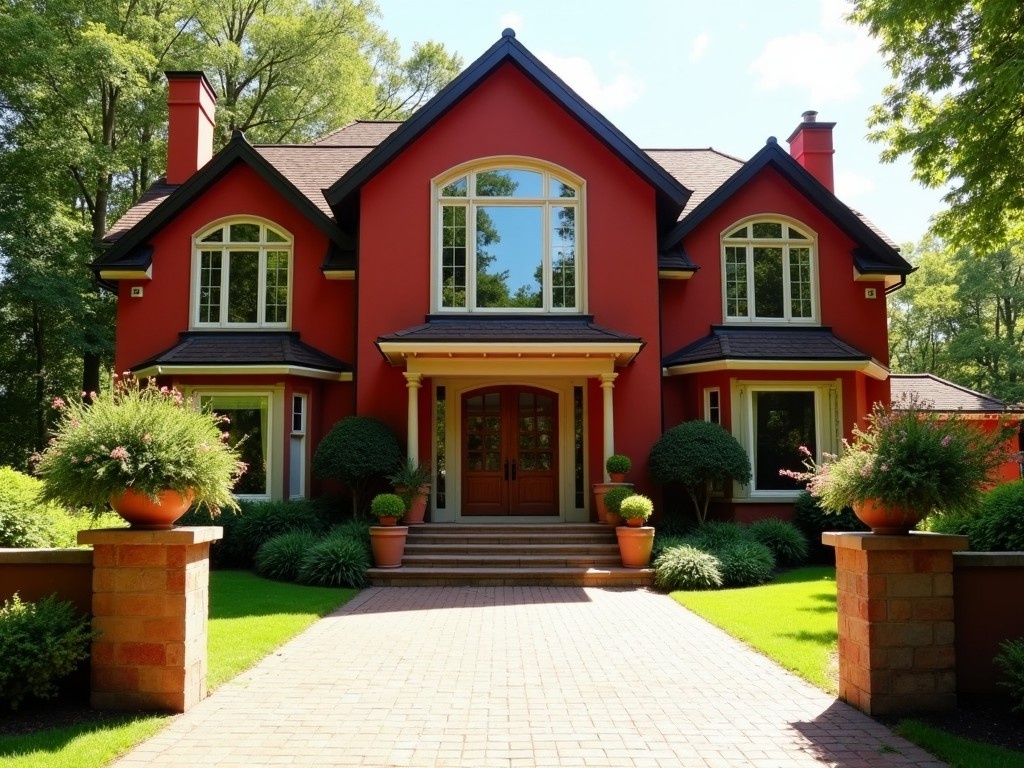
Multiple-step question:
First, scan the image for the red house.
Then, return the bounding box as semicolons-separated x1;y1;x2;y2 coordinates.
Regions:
94;31;912;522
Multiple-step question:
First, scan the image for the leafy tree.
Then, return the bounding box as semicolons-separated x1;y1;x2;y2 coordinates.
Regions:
850;0;1024;248
312;416;401;517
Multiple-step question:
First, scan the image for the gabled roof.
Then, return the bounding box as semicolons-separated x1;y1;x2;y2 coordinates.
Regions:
94;132;354;275
313;120;402;146
132;331;352;381
889;373;1011;413
325;29;691;233
659;138;913;286
663;325;887;380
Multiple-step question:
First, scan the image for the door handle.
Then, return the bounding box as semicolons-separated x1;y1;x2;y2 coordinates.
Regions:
504;460;509;480
511;461;517;480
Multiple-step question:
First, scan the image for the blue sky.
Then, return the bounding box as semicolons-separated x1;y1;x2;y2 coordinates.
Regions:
373;0;943;248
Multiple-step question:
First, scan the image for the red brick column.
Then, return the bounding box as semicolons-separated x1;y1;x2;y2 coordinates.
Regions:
824;531;967;716
78;527;223;712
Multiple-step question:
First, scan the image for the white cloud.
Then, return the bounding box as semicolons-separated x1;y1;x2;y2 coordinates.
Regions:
499;12;524;34
835;169;875;202
749;0;876;104
689;31;711;62
538;52;645;113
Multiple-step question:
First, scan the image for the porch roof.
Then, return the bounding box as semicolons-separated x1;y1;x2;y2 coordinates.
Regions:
132;331;353;381
376;315;644;370
889;373;1011;413
662;326;888;380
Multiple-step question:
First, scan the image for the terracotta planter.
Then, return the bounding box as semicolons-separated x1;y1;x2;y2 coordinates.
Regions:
376;516;400;527
625;517;644;527
609;472;627;483
605;511;623;527
369;525;408;568
853;499;926;535
592;482;632;524
616;526;654;568
396;484;430;525
108;488;194;530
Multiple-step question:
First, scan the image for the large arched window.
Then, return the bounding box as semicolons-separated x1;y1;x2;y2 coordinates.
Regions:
722;218;817;323
435;162;582;313
192;219;292;328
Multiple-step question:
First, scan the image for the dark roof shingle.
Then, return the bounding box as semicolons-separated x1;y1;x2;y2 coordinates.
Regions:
378;315;641;344
889;373;1008;412
663;326;871;367
134;331;351;373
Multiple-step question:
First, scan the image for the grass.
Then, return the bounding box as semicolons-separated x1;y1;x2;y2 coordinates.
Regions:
894;720;1024;768
671;566;839;692
0;571;356;768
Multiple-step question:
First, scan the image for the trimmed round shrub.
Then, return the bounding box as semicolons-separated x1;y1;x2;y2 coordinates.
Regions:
297;535;370;588
312;417;402;516
685;521;750;551
254;530;321;582
0;593;94;710
715;539;776;587
653;545;723;591
618;494;653;522
747;518;808;567
602;485;634;513
971;481;1024;552
370;493;406;521
792;491;867;563
605;454;632;475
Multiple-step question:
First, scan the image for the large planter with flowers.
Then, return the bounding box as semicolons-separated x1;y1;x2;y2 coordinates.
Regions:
35;375;245;528
784;395;1015;534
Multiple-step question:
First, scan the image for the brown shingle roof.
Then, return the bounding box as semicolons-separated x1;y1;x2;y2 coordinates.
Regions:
313;120;402;146
134;331;351;373
889;374;1008;412
254;145;372;216
646;149;743;219
378;315;641;344
663;326;871;367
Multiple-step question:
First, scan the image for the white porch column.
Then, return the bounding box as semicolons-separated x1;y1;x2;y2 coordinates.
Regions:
404;373;423;464
599;373;618;481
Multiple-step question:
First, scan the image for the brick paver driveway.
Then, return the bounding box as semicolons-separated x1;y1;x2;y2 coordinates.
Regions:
114;587;945;767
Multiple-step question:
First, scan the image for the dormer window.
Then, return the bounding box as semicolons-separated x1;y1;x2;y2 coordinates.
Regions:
192;220;292;328
434;162;582;313
722;219;816;323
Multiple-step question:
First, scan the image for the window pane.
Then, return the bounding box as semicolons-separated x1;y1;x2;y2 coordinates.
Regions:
441;206;467;308
754;391;816;491
550;177;577;198
752;222;783;238
266;227;287;243
201;395;269;496
725;246;748;317
441;177;467;197
199;250;222;323
790;247;812;318
229;223;260;242
727;226;747;238
788;226;809;240
475;206;542;308
551;205;576;309
264;250;289;324
476;169;542;197
200;227;224;243
227;251;259;323
753;246;784;318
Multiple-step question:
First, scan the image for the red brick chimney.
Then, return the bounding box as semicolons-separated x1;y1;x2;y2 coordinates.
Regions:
786;110;835;192
165;72;217;185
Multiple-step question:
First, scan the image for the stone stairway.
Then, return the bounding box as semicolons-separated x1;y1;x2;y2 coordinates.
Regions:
368;523;654;587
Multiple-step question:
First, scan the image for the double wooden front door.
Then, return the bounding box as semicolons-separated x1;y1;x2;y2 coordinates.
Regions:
462;386;559;516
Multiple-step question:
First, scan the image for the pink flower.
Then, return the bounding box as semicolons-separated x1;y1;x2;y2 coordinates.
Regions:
797;445;812;457
110;446;129;460
51;396;66;410
941;435;953;447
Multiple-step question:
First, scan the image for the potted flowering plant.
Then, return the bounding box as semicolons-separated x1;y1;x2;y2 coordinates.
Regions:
35;374;246;529
782;396;1014;534
387;460;432;524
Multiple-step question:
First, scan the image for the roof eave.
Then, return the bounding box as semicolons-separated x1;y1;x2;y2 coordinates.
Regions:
662;357;889;381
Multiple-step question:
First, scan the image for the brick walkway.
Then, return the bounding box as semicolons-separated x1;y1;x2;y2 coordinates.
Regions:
113;587;945;768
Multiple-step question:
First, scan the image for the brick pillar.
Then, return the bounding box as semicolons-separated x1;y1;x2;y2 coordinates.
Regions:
824;531;967;716
78;527;223;712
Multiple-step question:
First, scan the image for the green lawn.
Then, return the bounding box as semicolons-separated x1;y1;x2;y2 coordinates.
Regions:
672;566;839;692
0;571;356;768
670;566;1024;768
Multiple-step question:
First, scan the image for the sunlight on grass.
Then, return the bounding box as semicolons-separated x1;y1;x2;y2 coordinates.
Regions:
895;720;1024;768
671;566;839;692
0;571;356;768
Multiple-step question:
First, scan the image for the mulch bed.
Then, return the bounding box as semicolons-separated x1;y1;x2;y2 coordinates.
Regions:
0;695;161;738
877;697;1024;754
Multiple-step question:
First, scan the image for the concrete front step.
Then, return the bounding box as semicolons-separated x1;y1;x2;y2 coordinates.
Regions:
369;522;654;588
368;566;654;588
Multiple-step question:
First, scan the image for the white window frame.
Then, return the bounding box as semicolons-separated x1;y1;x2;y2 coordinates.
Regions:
703;387;721;425
730;379;841;499
721;217;818;325
289;393;307;500
191;218;293;329
431;157;586;314
186;386;284;501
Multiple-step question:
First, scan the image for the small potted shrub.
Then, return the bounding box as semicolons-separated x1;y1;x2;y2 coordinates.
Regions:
387;460;432;524
606;454;632;482
35;374;245;529
368;493;408;568
601;485;634;527
616;494;655;567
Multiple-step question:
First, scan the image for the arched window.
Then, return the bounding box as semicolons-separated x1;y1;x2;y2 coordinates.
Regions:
722;219;816;323
192;220;292;328
435;162;582;313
